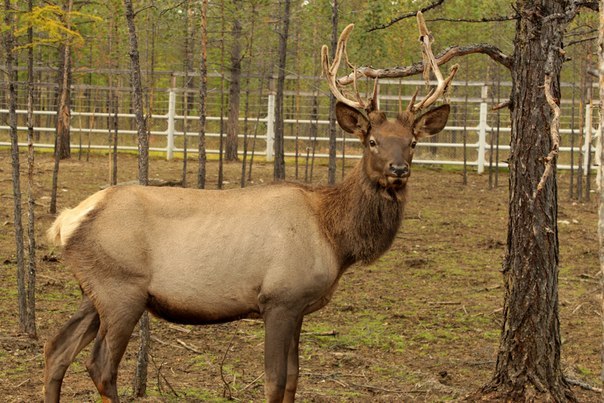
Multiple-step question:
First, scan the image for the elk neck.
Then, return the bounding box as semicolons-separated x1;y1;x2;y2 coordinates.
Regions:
315;160;406;270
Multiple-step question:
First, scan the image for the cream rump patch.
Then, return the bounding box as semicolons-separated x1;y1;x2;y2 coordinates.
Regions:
47;189;109;246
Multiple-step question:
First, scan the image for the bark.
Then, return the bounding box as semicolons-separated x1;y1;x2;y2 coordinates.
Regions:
25;0;37;338
225;1;242;162
124;0;149;186
598;0;604;396
217;0;226;188
478;1;576;400
56;0;74;160
5;0;27;334
57;43;72;159
240;2;258;188
198;0;208;189
182;0;194;186
124;0;150;395
327;0;338;185
50;0;74;214
274;0;291;181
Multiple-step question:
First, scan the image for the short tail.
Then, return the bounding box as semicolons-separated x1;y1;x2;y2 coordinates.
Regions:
46;188;109;247
47;209;73;247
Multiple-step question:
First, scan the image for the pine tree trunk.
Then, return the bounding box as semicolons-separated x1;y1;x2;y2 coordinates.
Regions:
124;0;149;186
327;0;338;185
597;0;604;396
25;0;37;338
226;2;242;162
57;0;73;160
478;1;576;400
4;0;27;334
198;0;208;189
274;0;291;181
124;0;150;396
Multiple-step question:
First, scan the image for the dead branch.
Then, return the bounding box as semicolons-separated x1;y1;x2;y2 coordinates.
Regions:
367;0;445;32
167;324;191;333
337;44;511;86
175;338;202;354
301;330;338;336
427;15;518;23
565;377;603;393
220;328;238;400
535;74;561;197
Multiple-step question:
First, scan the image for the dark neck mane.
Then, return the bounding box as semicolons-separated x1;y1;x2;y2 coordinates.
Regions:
317;162;406;270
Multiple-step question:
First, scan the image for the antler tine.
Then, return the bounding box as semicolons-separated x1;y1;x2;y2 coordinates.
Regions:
321;23;368;110
411;11;459;112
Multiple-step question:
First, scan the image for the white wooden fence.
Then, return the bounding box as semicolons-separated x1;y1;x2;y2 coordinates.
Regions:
0;80;599;174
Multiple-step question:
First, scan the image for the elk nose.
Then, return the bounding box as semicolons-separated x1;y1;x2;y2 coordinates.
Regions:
390;163;409;178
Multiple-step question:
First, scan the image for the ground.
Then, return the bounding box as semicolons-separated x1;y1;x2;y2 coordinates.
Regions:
0;150;600;402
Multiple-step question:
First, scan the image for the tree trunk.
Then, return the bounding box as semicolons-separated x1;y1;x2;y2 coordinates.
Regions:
124;0;150;396
478;1;576;400
274;0;291;181
124;0;149;186
4;0;27;334
56;0;73;160
327;0;338;185
25;0;37;338
597;0;604;396
198;0;208;189
57;42;72;160
225;1;242;162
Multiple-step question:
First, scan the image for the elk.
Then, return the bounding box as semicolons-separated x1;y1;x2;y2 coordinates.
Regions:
43;12;457;403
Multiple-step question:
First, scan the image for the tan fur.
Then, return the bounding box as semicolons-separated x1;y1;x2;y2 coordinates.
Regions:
46;188;109;247
43;102;450;403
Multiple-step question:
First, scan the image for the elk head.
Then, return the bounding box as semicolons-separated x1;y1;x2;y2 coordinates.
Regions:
321;12;458;194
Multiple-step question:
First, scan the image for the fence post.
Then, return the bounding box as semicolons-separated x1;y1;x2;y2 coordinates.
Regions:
582;102;592;175
266;92;275;162
166;88;176;160
477;84;489;174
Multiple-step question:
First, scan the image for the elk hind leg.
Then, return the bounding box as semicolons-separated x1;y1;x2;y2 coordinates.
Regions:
85;292;147;402
43;295;100;403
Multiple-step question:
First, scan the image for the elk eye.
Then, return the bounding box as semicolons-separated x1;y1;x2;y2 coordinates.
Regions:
368;139;377;147
411;140;417;149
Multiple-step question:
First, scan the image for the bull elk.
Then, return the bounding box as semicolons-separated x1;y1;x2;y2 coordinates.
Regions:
43;12;457;403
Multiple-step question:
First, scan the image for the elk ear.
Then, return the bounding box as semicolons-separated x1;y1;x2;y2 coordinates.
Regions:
413;104;450;139
336;102;369;139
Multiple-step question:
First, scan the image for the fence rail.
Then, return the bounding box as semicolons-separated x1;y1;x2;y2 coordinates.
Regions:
0;79;600;174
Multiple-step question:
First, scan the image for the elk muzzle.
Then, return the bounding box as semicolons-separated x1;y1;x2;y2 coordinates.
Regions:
389;163;410;178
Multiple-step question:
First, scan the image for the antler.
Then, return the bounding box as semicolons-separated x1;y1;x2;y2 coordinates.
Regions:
408;11;459;113
321;24;376;110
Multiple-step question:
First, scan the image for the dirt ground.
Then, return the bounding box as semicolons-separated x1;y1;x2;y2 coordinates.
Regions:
0;149;601;402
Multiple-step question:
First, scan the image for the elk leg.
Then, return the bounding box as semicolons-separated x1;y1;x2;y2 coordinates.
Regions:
43;295;100;403
263;306;303;403
283;316;303;403
85;295;146;403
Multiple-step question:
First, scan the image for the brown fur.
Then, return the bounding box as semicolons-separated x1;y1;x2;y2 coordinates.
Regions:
43;102;449;403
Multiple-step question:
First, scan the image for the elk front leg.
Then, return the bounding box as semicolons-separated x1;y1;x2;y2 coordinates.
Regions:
263;306;303;403
44;295;100;403
283;317;303;403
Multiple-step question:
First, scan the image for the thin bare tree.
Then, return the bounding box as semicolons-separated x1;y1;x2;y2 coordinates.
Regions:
198;0;208;189
273;0;291;180
124;0;150;395
50;0;74;214
4;0;27;334
226;0;243;162
327;0;338;184
25;0;37;338
598;0;604;396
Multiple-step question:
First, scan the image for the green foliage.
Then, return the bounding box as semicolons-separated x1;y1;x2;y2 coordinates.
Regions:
16;5;102;49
